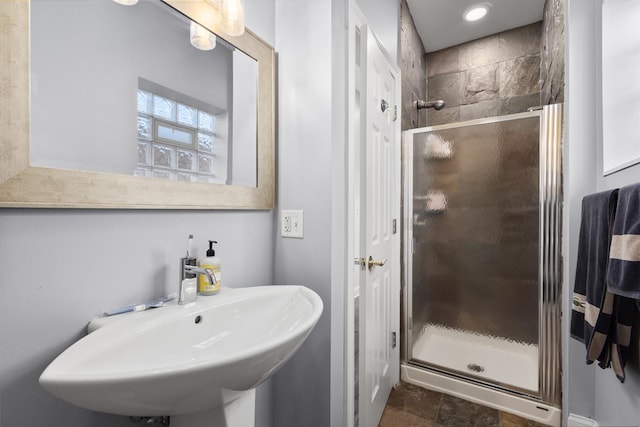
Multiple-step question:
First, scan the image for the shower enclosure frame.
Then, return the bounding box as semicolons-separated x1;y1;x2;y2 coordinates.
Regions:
401;104;563;422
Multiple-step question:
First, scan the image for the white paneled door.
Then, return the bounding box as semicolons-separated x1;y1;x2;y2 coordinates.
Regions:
358;25;400;427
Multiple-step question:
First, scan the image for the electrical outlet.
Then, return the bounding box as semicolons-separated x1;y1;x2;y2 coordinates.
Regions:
281;210;304;238
283;214;292;233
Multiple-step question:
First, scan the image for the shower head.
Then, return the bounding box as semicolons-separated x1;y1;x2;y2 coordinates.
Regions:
416;99;445;111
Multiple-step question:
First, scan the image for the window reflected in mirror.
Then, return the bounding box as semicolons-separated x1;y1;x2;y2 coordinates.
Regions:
136;80;226;183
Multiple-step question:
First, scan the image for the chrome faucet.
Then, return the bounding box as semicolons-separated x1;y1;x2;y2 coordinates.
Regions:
179;257;217;305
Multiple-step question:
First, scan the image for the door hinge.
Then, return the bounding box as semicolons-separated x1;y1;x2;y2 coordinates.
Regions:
391;331;397;348
393;105;398;122
392;218;397;234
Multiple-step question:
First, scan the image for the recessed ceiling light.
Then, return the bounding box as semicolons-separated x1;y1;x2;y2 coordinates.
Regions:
464;4;490;22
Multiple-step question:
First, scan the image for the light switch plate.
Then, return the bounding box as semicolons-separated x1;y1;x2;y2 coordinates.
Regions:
281;210;303;238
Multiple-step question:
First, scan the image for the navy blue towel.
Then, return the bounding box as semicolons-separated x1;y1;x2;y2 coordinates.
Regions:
571;190;618;367
605;183;640;382
608;183;640;298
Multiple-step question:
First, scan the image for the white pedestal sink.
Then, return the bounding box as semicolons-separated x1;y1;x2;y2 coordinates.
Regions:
39;285;322;422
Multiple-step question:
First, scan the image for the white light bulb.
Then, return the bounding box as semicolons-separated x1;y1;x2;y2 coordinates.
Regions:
220;0;245;37
112;0;139;5
190;22;217;51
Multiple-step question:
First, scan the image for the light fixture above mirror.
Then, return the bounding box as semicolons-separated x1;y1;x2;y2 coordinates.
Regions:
200;0;245;37
190;21;217;50
219;0;245;36
113;0;245;37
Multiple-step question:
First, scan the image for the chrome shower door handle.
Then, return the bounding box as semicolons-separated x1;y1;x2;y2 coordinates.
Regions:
367;255;387;271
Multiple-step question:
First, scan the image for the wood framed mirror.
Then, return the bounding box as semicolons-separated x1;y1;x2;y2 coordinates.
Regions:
0;0;274;209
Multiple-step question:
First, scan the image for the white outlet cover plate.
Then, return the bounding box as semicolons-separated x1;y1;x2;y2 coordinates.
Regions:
281;210;303;238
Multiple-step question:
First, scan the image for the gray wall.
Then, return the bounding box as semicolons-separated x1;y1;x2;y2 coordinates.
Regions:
565;0;640;425
272;1;333;426
0;1;276;426
355;0;400;62
564;0;598;421
271;0;399;426
590;0;640;421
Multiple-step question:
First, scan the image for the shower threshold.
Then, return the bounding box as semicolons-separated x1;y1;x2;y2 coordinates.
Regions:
411;324;538;392
401;363;561;426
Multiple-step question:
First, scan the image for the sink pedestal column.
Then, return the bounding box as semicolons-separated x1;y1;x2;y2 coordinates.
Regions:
171;389;256;427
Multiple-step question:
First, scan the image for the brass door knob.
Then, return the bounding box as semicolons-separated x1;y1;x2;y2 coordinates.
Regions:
367;255;387;271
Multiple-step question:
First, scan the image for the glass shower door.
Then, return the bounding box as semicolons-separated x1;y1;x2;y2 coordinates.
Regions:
407;114;542;394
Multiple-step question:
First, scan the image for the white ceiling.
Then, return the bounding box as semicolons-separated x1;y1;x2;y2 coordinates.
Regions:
406;0;547;53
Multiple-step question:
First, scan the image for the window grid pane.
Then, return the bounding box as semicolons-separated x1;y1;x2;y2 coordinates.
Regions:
138;90;152;114
177;149;197;171
198;132;215;153
139;88;218;181
155;122;195;147
198;111;215;132
137;115;152;140
153;95;176;121
177;104;198;128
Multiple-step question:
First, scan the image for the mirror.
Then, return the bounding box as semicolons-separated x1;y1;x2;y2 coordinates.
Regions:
0;0;274;209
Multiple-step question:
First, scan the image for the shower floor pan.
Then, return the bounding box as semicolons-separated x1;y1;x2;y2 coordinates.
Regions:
404;324;560;426
411;324;538;392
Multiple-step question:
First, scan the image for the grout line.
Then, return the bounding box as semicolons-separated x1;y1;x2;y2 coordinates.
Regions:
433;391;444;424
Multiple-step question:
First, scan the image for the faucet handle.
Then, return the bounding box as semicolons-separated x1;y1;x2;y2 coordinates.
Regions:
179;257;198;305
179;277;198;305
181;257;197;279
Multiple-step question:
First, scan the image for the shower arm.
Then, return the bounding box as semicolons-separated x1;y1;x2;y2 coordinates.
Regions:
416;99;445;110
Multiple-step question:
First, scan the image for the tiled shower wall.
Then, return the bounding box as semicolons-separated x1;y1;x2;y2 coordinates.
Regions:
425;22;543;126
542;0;565;105
400;0;427;132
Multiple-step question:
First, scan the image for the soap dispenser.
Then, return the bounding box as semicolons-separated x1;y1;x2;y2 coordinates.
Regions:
199;240;221;295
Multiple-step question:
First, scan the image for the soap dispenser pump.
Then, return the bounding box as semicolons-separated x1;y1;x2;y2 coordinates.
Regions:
199;240;221;295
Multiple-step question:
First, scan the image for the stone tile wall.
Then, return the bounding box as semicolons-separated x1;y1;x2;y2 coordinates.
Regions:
541;0;565;104
425;22;542;126
400;0;427;131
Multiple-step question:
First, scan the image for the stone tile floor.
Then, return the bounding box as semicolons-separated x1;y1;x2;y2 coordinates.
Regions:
379;382;549;427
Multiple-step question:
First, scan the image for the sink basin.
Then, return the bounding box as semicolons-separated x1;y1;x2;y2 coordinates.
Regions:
39;285;323;416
